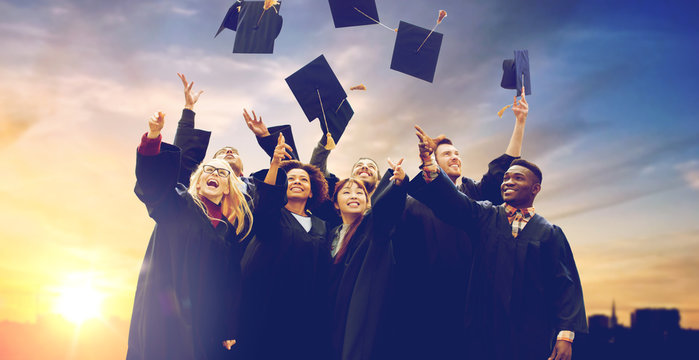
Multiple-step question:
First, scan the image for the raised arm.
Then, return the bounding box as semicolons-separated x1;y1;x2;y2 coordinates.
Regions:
173;73;210;186
135;112;185;221
244;109;300;161
309;136;331;176
369;159;408;236
505;86;528;157
410;125;485;231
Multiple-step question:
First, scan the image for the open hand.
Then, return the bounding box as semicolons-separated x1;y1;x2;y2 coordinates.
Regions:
177;73;203;110
271;133;293;167
243;108;270;137
414;125;445;159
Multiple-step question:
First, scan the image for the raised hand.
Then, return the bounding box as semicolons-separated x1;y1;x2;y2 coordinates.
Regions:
222;339;237;350
177;73;204;110
271;132;293;167
387;158;406;185
512;85;528;123
414;125;445;159
243;108;270;137
147;111;165;139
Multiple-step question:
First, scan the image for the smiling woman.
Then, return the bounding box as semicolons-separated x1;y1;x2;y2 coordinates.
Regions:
53;284;104;325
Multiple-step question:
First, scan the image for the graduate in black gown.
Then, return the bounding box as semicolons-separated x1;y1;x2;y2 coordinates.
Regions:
391;93;529;359
128;112;254;360
328;158;407;360
239;134;331;360
410;126;588;360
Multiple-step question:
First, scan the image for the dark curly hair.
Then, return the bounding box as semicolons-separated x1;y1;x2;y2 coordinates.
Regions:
280;160;329;210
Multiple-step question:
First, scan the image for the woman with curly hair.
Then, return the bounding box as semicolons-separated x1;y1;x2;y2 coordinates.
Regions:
127;112;253;360
239;134;332;360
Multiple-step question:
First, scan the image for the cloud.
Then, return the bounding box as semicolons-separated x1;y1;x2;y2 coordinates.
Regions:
677;160;699;190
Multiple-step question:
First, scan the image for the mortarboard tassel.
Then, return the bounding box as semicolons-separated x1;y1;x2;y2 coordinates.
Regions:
317;89;336;150
417;10;447;53
256;0;280;27
353;7;397;32
497;104;512;118
350;84;367;91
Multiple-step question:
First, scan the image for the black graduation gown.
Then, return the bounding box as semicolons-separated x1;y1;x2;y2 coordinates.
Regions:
389;154;516;359
239;169;332;360
127;143;248;360
329;172;407;360
409;170;588;360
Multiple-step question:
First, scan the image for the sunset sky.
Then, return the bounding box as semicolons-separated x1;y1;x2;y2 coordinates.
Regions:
1;0;698;357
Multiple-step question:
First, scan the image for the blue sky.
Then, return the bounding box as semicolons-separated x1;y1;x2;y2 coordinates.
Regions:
0;0;698;331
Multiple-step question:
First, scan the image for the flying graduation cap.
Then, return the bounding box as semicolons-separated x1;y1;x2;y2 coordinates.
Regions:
497;49;531;117
257;124;300;160
215;1;284;54
390;11;447;82
216;1;243;36
285;55;354;150
500;49;531;96
328;0;381;28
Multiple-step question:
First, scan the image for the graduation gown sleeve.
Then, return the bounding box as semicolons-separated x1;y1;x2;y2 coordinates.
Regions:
172;109;211;187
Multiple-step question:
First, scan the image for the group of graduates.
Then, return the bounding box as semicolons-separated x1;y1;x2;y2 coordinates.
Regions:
126;74;587;360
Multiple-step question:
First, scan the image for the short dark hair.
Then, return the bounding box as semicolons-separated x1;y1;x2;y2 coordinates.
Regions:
280;160;329;210
435;137;453;148
510;159;543;184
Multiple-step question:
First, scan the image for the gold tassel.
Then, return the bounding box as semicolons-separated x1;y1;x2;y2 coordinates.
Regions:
497;104;512;118
325;132;336;150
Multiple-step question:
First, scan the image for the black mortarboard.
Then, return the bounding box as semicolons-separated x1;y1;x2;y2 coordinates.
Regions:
390;21;443;83
215;1;244;37
232;1;283;54
328;0;380;28
257;124;300;160
285;55;347;121
500;49;531;96
320;99;354;145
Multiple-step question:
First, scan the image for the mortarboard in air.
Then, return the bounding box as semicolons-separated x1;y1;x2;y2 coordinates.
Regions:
215;1;244;37
285;55;353;149
390;20;444;82
231;1;283;54
257;124;300;160
500;49;531;96
328;0;380;28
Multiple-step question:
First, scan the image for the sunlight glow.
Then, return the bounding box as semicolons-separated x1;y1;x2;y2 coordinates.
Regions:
53;284;104;325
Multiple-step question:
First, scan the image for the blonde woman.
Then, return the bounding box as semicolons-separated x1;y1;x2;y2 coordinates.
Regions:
127;112;253;360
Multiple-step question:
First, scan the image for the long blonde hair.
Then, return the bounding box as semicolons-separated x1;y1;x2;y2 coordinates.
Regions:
187;158;253;239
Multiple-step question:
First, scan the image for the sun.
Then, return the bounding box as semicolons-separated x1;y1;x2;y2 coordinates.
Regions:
54;284;105;325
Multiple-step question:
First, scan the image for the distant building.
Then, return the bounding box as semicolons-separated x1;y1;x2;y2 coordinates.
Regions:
589;314;610;332
631;308;680;333
611;300;618;327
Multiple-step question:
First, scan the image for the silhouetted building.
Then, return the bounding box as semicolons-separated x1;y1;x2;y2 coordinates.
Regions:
589;314;610;331
610;300;618;328
631;308;680;334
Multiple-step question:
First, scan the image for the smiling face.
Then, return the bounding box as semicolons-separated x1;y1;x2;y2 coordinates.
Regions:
334;181;368;218
196;159;231;204
351;158;379;189
286;168;312;203
501;165;541;208
435;143;462;181
214;146;243;176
